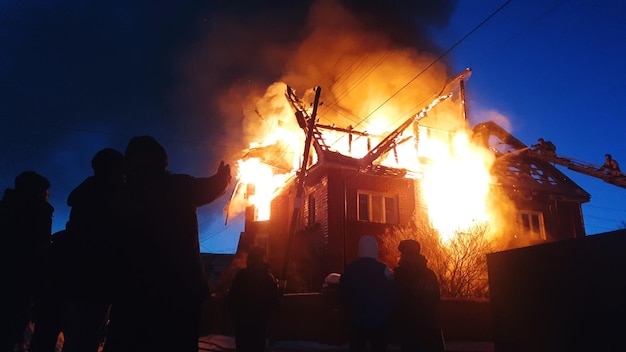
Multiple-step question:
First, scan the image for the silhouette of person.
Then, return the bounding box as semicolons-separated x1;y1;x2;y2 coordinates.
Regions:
103;135;232;352
228;246;279;352
339;235;395;352
393;239;443;352
602;154;621;176
0;171;54;352
534;138;556;156
59;148;126;352
28;229;73;352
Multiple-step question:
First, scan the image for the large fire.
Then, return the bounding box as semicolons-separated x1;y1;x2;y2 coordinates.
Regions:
220;0;501;243
230;76;497;241
420;130;495;241
236;158;290;221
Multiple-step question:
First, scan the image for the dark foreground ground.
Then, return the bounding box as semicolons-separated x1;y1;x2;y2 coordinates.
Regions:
23;292;494;351
22;319;493;352
198;334;494;352
39;333;494;352
198;293;495;352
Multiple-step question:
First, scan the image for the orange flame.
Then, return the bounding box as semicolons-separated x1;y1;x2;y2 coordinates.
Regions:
228;42;496;240
210;0;508;244
420;130;495;241
236;158;294;221
234;86;497;241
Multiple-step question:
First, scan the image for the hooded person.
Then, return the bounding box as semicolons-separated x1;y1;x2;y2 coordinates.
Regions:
42;147;127;352
65;148;127;293
103;135;232;352
393;239;443;352
339;235;395;352
228;246;279;352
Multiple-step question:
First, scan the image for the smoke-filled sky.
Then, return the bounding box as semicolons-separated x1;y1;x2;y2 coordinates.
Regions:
2;0;625;253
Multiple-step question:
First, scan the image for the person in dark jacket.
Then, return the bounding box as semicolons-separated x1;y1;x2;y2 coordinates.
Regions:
228;246;279;352
602;154;621;176
0;171;54;352
103;135;232;352
393;239;443;352
534;138;556;156
28;229;73;352
339;235;395;352
60;148;126;352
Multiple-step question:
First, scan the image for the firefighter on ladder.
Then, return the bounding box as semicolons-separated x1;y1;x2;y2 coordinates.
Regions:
602;154;621;176
533;137;557;157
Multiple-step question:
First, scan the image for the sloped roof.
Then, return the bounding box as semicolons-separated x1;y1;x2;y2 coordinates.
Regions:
473;121;590;202
284;81;589;201
303;119;590;203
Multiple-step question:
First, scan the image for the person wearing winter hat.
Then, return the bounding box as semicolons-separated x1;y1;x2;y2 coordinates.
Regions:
103;135;232;352
398;239;421;256
339;235;395;352
393;239;443;352
228;246;279;352
0;171;53;352
45;148;127;352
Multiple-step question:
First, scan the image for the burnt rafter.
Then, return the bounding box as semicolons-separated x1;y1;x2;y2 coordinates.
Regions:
285;85;330;156
357;92;451;168
286;69;472;170
358;68;471;168
281;86;321;289
527;151;626;189
473;121;591;201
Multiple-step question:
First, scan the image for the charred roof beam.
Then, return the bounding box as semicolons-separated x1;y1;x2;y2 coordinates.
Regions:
285;86;330;156
358;92;451;168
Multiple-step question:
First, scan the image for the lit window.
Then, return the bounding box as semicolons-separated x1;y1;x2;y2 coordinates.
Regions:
517;210;546;240
357;191;398;224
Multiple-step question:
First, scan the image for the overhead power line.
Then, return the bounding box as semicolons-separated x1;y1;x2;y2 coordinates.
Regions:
353;0;513;130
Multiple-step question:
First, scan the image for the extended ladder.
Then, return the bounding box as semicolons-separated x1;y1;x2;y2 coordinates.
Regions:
529;151;626;189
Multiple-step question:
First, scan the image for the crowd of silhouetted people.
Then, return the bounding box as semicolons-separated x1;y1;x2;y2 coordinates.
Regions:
1;135;446;352
338;236;444;352
0;135;232;352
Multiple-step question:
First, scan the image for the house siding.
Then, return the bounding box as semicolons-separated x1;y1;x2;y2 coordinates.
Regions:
243;162;587;292
505;194;585;248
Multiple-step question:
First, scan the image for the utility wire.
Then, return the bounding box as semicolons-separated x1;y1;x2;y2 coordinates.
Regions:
496;0;568;51
331;50;394;104
199;211;245;242
321;0;513;150
584;204;626;214
315;32;362;89
352;0;513;131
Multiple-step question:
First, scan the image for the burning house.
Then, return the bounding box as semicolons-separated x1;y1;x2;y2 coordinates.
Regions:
197;1;626;345
201;1;626;299
227;68;591;294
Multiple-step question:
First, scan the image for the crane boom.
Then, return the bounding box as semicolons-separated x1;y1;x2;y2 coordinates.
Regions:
529;151;626;189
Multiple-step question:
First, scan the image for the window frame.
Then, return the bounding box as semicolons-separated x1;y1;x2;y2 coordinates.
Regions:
517;210;546;240
357;190;399;224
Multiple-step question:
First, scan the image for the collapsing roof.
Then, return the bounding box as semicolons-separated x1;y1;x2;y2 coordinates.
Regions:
284;80;590;203
473;121;590;202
